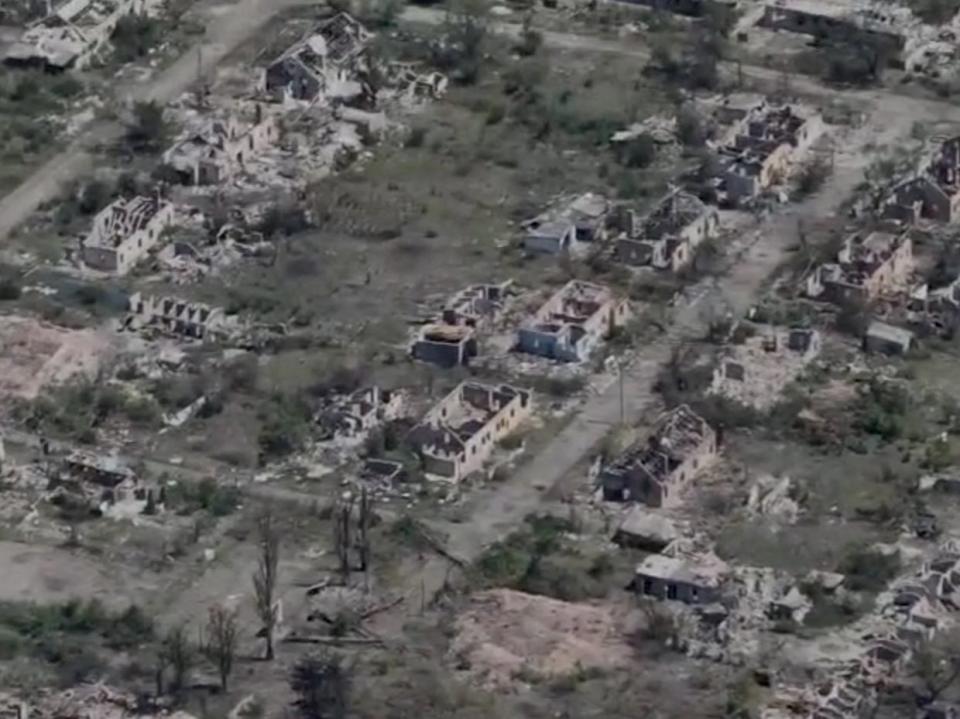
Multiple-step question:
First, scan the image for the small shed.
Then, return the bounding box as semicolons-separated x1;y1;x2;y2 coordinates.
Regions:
864;320;913;356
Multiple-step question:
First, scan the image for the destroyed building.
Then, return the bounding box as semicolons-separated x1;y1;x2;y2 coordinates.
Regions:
907;275;960;336
806;229;914;304
709;327;821;410
127;292;239;340
315;386;404;441
521;193;609;255
614;190;719;271
515;280;630;363
263;12;372;103
3;0;154;71
411;282;514;368
864;319;914;355
384;61;449;101
81;195;174;275
632;552;727;604
618;0;738;18
599;405;717;507
882;136;960;223
712;102;824;204
163;108;279;186
407;382;531;482
758;0;915;67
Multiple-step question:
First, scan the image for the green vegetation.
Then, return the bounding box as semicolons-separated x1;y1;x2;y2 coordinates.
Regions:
853;379;910;442
838;546;901;592
473;514;613;601
111;14;163;63
164;477;240;517
0;599;153;685
0;69;84;195
23;382;163;443
125;100;171;153
257;393;314;461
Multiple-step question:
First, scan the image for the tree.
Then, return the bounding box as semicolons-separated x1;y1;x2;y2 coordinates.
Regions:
290;652;351;719
616;133;656;168
126;101;169;152
202;605;238;692
163;624;195;697
252;511;281;661
433;0;489;84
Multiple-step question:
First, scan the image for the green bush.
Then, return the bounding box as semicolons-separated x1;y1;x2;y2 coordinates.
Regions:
166;477;239;517
111;14;162;63
838;547;900;592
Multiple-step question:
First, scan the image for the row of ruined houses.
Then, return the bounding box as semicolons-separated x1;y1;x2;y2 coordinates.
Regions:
519;99;823;268
75;12;445;278
410;278;633;368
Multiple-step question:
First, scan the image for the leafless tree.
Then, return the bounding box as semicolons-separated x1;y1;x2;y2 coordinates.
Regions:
164;623;195;696
253;511;281;661
202;604;239;692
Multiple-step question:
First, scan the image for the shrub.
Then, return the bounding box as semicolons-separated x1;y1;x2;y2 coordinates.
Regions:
0;277;22;301
616;133;656;168
111;14;161;63
126;101;169;152
838;547;900;592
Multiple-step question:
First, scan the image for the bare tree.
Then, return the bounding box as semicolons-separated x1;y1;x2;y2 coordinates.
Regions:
290;652;351;719
202;604;239;692
253;511;280;661
164;624;195;696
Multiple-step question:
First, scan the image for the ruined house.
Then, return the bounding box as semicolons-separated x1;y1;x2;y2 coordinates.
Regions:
411;281;513;367
407;382;531;482
806;229;914;304
758;0;914;67
516;280;630;362
614;190;719;271
315;386;404;441
709;327;821;409
127;292;238;340
360;458;405;485
163;108;279;186
864;320;914;355
632;553;727;604
3;0;153;71
81;195;174;275
599;405;717;507
617;0;737;18
521;193;609;255
713;102;824;204
883;136;960;223
263;12;371;103
384;61;449;101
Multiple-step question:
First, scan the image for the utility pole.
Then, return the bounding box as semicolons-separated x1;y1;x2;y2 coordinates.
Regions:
618;361;625;426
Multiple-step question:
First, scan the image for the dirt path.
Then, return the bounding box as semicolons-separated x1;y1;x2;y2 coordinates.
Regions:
0;0;306;244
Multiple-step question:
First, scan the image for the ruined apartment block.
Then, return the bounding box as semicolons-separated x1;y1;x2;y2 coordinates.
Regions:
315;386;404;442
127;293;237;341
407;382;532;482
521;193;609;255
714;101;824;204
883;136;960;223
806;229;914;304
614;189;719;271
411;281;513;368
600;404;717;507
516;280;630;363
709;327;821;410
3;0;154;71
81;195;174;275
263;12;371;103
163;108;279;186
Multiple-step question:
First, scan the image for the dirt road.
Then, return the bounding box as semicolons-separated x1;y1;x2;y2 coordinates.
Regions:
0;0;305;243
